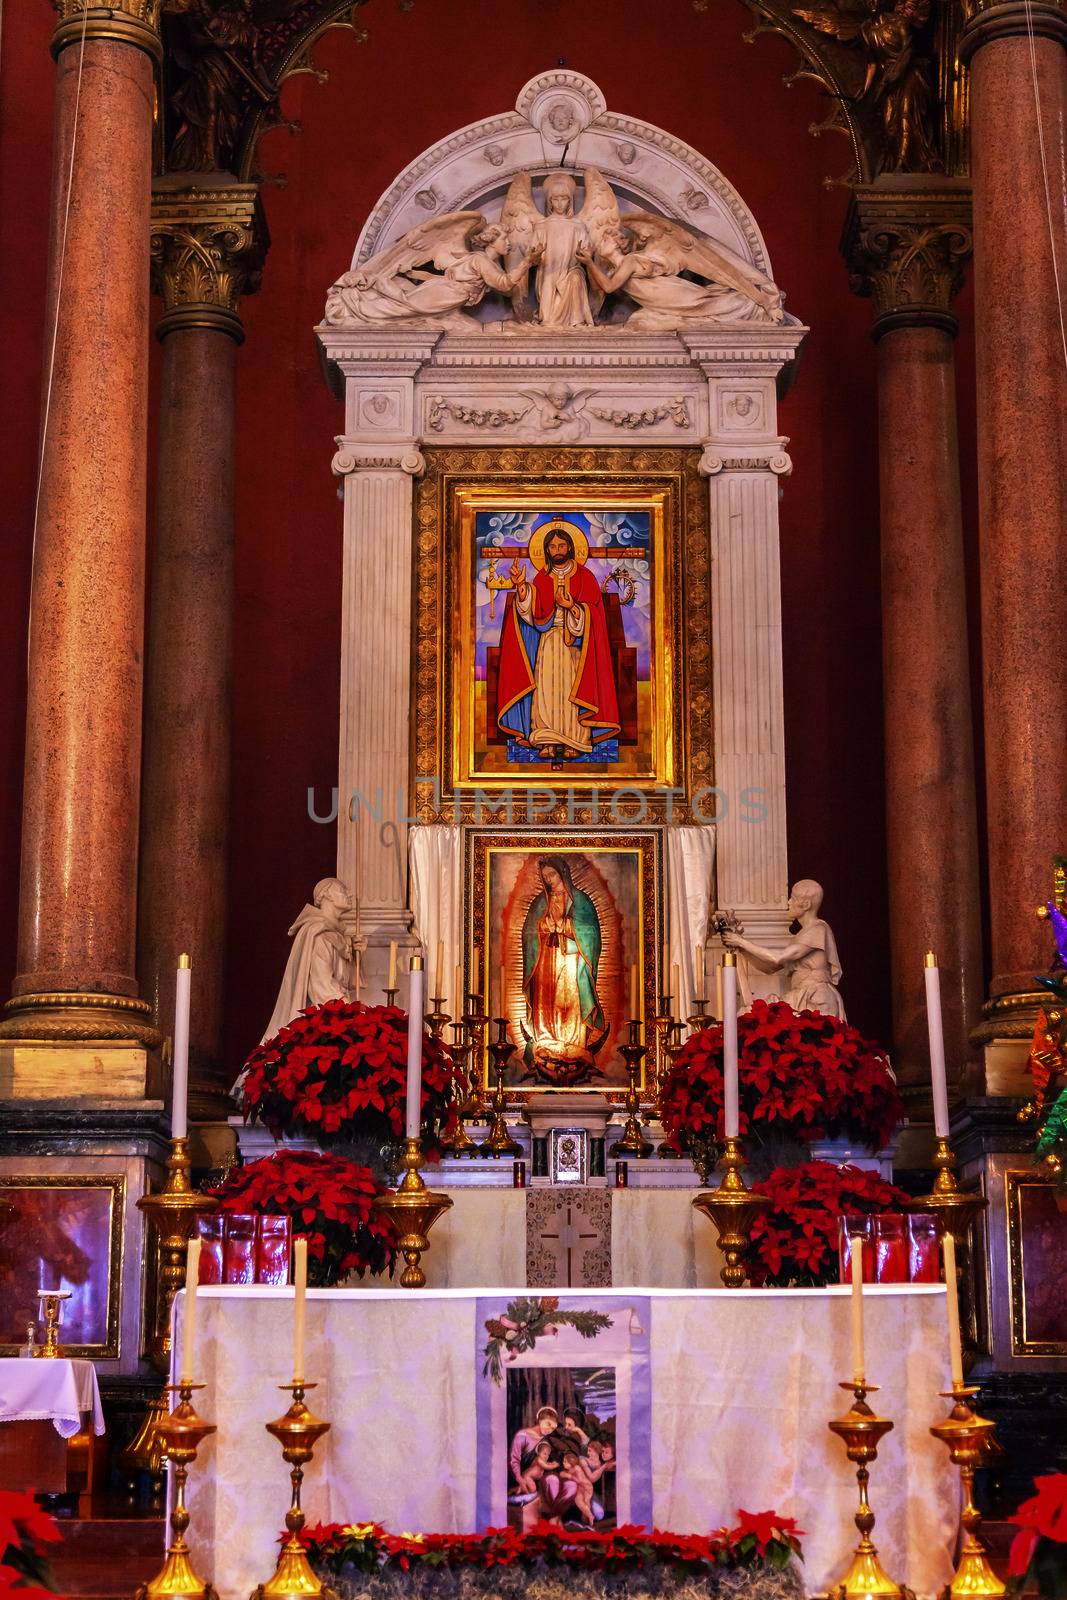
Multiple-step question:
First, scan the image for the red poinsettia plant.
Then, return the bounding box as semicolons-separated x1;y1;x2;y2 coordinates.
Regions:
1008;1474;1067;1597
0;1490;60;1600
299;1515;804;1577
208;1150;394;1286
748;1161;910;1288
659;1000;902;1163
238;999;467;1151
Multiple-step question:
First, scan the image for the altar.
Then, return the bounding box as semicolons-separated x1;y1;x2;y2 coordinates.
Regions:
178;1284;956;1600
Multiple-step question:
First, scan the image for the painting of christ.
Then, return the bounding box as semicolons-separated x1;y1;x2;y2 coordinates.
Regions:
470;832;659;1095
452;493;674;790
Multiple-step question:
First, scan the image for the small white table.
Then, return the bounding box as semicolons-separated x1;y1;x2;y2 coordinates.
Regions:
0;1357;106;1503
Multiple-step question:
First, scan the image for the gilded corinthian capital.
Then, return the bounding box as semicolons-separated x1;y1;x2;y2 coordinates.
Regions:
52;0;161;60
151;180;269;342
841;175;972;338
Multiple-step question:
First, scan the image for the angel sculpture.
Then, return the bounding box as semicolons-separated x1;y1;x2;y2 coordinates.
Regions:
499;167;622;329
324;212;538;330
580;215;785;328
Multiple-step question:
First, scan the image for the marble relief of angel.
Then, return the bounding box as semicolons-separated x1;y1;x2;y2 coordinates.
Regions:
580;214;785;328
499;167;622;329
324;212;537;330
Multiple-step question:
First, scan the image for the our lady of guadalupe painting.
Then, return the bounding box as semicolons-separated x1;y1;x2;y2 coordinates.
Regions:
454;493;674;790
471;833;658;1094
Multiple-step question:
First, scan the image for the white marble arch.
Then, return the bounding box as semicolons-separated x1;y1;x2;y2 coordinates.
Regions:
316;71;807;1003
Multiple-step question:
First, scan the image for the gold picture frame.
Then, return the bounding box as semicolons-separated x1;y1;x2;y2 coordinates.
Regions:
0;1173;125;1357
413;447;712;824
1006;1169;1067;1357
466;828;661;1100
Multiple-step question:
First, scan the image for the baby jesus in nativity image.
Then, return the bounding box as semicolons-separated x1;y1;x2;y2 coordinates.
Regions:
506;1389;618;1531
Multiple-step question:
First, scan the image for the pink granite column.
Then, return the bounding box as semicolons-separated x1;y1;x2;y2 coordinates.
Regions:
3;10;159;1042
138;185;265;1114
844;180;983;1089
961;3;1067;1043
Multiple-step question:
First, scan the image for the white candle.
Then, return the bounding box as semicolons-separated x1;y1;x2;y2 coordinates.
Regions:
292;1236;307;1385
629;963;638;1020
942;1230;964;1389
850;1238;866;1387
498;963;507;1020
661;942;670;996
672;963;680;1018
694;943;705;1001
722;952;739;1138
473;945;483;997
435;939;445;999
180;1236;200;1384
172;954;191;1140
387;940;398;992
715;961;724;1022
924;951;951;1140
405;957;426;1141
455;963;464;1019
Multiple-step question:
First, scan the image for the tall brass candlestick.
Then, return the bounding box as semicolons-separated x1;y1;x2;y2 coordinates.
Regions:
373;1136;453;1288
442;1023;479;1155
138;1137;219;1369
930;1386;1005;1599
609;1020;652;1158
480;1018;523;1158
908;1136;987;1243
135;1383;218;1600
251;1382;337;1600
691;1135;769;1287
461;996;490;1120
827;1381;913;1600
655;1021;686;1157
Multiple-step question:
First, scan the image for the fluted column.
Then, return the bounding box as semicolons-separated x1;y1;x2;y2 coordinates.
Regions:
334;436;427;997
843;178;983;1090
137;182;266;1116
960;0;1067;1060
1;2;160;1066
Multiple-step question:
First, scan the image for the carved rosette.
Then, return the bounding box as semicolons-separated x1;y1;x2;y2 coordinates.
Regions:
52;0;161;60
151;182;269;343
841;179;973;338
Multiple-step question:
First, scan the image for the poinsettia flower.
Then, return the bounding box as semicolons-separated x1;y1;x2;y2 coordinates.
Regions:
1009;1474;1067;1543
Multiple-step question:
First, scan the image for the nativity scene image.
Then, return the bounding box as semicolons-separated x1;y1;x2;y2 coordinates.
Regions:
505;1371;618;1532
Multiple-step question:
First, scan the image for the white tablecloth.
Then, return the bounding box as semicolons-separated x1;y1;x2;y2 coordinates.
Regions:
0;1357;106;1438
176;1284;956;1600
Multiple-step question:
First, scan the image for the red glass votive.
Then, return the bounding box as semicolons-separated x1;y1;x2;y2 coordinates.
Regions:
907;1213;942;1282
256;1214;292;1284
222;1213;257;1284
838;1214;876;1283
873;1213;909;1283
196;1215;223;1283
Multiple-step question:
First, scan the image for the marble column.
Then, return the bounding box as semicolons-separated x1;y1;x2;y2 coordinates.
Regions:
333;435;427;992
1;2;161;1066
137;182;266;1116
842;179;983;1089
960;1;1067;1062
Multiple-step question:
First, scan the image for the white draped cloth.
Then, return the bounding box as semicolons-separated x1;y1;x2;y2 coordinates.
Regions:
177;1284;955;1600
666;825;716;1018
0;1357;105;1438
409;824;464;1012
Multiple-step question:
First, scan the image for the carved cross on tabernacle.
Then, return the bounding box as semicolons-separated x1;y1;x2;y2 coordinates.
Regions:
538;1202;600;1287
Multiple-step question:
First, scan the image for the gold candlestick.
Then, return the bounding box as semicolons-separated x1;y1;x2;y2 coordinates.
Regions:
251;1382;337;1600
655;1021;686;1157
135;1383;218;1600
480;1018;523;1158
426;996;450;1041
442;1024;479;1155
686;999;709;1035
383;987;399;1008
138;1136;220;1370
908;1138;987;1243
827;1381;914;1600
33;1289;71;1358
373;1135;454;1288
692;1135;770;1287
929;1387;1005;1599
609;1020;653;1158
462;997;490;1119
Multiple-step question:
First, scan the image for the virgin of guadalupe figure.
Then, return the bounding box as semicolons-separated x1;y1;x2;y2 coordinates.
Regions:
520;857;607;1078
496;519;620;760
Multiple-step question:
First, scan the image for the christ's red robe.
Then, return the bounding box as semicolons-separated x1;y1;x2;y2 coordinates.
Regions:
496;564;620;744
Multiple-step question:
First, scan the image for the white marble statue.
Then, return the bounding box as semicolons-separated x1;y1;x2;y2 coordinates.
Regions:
260;877;366;1042
581;217;784;327
325;167;784;333
324;214;537;330
722;879;845;1019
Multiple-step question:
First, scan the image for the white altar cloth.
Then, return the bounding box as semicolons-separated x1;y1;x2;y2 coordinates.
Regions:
177;1285;956;1600
0;1357;105;1438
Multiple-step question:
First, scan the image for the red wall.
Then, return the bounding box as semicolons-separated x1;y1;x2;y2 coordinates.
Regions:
0;0;982;1074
